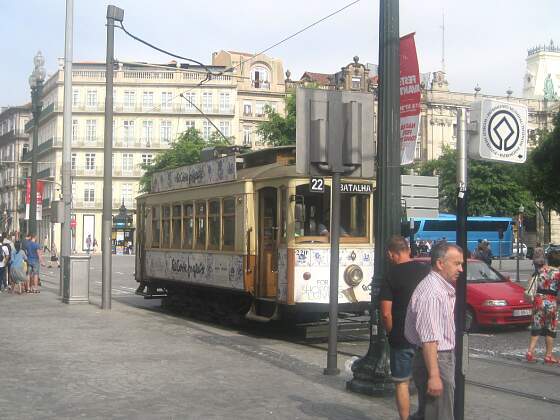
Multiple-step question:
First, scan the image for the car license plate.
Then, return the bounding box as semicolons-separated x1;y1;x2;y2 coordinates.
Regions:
513;309;531;317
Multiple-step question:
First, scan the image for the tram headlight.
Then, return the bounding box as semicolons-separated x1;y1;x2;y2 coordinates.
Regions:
344;265;363;287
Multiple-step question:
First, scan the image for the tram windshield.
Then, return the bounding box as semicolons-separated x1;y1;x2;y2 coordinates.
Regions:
294;183;369;242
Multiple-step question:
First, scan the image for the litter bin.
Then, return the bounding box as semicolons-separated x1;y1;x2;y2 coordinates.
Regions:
62;254;90;304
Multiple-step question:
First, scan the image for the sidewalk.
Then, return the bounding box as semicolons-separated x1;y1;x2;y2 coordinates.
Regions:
1;278;557;419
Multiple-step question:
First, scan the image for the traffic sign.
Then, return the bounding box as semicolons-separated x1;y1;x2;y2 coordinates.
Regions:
468;99;528;164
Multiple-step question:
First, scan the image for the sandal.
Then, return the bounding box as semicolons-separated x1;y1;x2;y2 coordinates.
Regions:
526;351;537;362
544;355;559;365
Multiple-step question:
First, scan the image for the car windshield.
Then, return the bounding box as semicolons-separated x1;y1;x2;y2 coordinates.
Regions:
466;261;506;283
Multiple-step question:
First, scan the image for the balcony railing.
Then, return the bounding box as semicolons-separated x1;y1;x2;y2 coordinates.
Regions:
113;167;144;177
73;167;104;177
73;199;102;209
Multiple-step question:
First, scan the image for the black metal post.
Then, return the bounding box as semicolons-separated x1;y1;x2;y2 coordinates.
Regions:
325;171;342;375
347;0;400;396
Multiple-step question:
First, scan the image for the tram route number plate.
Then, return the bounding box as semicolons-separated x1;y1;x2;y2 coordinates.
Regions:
309;177;325;193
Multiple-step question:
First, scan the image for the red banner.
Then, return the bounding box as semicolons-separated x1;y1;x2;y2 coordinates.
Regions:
25;178;44;221
400;33;421;164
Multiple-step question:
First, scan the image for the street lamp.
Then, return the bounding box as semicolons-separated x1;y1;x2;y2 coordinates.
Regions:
28;51;46;235
516;205;525;282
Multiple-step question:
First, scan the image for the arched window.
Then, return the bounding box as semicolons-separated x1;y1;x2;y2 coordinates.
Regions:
251;65;270;89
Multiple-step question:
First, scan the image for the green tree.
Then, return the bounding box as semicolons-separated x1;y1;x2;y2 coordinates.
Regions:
414;147;535;217
524;112;560;213
139;128;229;192
256;94;296;146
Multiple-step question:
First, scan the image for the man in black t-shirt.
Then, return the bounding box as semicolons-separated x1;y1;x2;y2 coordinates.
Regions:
380;235;430;420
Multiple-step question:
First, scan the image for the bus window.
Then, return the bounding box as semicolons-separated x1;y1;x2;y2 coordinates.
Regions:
222;198;235;250
196;201;207;249
208;200;220;250
183;203;193;249
151;206;160;248
172;204;182;249
162;206;171;248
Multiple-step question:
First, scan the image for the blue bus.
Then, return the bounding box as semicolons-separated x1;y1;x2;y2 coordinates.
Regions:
411;214;514;257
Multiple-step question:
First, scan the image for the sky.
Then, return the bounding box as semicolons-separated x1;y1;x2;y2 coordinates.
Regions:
1;0;559;107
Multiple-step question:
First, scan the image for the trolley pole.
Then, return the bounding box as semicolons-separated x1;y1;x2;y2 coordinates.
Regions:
347;0;400;395
455;107;468;420
325;171;342;375
102;5;124;310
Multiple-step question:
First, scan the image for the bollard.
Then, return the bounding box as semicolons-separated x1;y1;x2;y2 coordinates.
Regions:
62;254;90;304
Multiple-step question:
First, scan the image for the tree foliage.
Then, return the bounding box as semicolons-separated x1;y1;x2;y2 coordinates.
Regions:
139;128;229;192
256;94;296;146
414;147;535;218
524;112;560;213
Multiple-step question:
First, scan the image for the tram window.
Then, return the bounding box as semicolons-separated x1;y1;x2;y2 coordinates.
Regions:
183;203;194;249
196;201;207;249
294;184;331;237
208;200;220;250
172;204;182;249
162;206;171;248
222;198;235;249
151;206;160;248
279;187;287;243
340;194;368;238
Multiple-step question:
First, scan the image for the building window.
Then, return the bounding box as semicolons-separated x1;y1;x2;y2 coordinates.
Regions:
86;120;96;143
243;102;252;116
86;90;97;107
124;91;136;110
255;101;265;117
72;120;79;141
122;183;133;207
351;76;361;90
22;144;29;158
84;182;95;203
185;120;195;131
243;126;252;146
251;66;270;89
72;89;80;107
202;92;213;112
85;153;96;171
123;120;134;146
142;120;153;145
219;121;230;138
143;91;154;110
161;92;173;110
160;120;172;144
182;203;194;249
219;92;230;113
71;153;77;171
222;198;235;249
184;93;196;111
172;204;182;249
202;121;212;140
142;154;153;166
122;153;134;173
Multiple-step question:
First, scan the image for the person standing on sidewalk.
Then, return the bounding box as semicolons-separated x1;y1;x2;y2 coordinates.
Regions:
526;248;560;364
379;235;430;420
26;234;45;293
404;242;463;420
86;234;92;254
0;236;9;292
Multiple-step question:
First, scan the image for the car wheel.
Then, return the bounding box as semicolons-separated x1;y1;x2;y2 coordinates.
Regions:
465;308;478;333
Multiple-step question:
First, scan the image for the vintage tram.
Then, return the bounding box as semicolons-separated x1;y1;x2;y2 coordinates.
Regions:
135;146;375;321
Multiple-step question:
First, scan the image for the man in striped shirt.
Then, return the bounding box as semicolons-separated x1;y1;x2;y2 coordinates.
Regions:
404;242;463;420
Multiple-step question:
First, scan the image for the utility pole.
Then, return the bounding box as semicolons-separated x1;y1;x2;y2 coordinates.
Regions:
347;0;400;395
61;0;74;296
102;5;124;310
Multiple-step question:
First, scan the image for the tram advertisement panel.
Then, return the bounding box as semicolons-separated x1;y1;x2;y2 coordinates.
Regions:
145;250;244;290
291;248;374;304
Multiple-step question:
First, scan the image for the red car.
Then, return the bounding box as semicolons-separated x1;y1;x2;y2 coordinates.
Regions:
415;258;532;331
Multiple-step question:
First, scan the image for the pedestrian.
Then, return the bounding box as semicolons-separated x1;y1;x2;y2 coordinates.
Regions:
26;234;45;293
379;235;430;420
404;242;463;420
532;242;545;275
0;236;9;292
50;242;60;268
9;241;28;295
526;248;560;364
92;238;98;253
2;232;14;291
86;234;92;254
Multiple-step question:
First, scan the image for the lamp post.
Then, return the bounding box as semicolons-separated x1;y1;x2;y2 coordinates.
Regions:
28;51;46;235
516;205;524;282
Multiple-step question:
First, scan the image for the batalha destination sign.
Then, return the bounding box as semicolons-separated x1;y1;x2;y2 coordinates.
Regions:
151;156;237;193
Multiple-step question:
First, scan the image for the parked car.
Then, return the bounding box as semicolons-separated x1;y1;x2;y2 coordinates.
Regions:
545;244;560;258
511;242;527;259
415;258;532;332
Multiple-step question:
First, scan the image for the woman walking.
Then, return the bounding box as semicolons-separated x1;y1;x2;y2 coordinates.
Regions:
9;241;28;295
526;248;560;364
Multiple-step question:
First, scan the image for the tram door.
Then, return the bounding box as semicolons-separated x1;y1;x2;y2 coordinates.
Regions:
257;187;278;298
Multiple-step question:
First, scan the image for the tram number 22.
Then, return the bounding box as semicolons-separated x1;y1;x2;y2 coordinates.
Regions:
310;177;325;193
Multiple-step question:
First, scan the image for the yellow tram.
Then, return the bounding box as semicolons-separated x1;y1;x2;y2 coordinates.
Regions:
135;146;375;320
